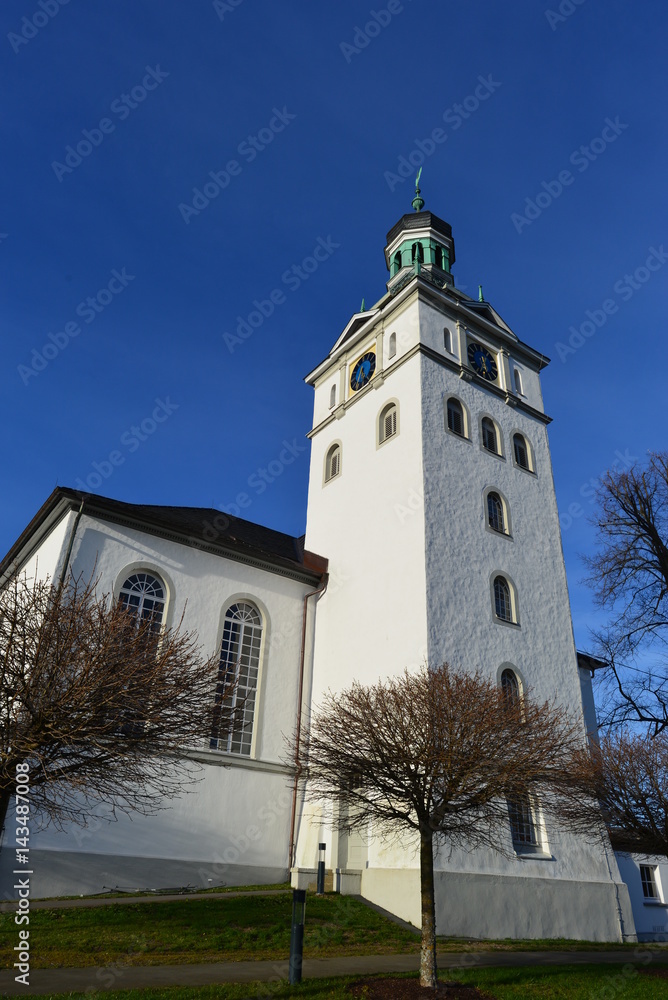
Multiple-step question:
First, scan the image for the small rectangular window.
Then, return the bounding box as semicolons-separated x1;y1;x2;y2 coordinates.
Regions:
641;865;661;900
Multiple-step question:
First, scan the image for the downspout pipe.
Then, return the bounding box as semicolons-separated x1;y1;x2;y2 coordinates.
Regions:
288;573;328;871
58;498;85;589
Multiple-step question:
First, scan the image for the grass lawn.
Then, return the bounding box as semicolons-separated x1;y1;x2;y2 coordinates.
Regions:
0;892;656;970
0;893;420;969
16;965;668;999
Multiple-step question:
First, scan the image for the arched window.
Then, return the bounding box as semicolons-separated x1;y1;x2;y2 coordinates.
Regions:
501;668;520;706
443;328;453;353
513;433;531;471
513;367;524;395
411;242;424;264
393;250;402;273
211;602;262;756
487;492;505;533
388;332;397;359
447;397;465;437
494;575;513;622
325;443;341;482
434;245;444;269
119;572;165;630
329;384;336;408
379;402;398;444
481;417;498;454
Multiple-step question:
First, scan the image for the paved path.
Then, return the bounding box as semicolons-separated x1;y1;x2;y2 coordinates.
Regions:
2;950;668;997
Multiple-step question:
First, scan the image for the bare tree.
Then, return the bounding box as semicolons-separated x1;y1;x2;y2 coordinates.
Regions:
290;664;587;990
563;728;668;858
0;570;237;839
585;452;668;733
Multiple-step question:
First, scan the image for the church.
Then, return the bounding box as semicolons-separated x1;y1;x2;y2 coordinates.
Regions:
0;191;639;941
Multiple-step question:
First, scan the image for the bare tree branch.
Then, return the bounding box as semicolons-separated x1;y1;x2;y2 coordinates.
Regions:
288;664;589;989
585;452;668;732
0;569;239;834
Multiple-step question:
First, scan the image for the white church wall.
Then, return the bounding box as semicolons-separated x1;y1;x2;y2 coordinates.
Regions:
305;302;428;707
8;509;73;584
11;511;314;895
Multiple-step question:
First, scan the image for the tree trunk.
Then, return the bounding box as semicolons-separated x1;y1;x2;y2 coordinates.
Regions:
419;826;437;989
0;787;12;851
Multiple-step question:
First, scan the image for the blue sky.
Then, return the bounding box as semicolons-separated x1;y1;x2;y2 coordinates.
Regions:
2;0;666;654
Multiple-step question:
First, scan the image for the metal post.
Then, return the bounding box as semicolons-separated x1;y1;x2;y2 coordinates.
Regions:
316;842;326;895
289;888;306;985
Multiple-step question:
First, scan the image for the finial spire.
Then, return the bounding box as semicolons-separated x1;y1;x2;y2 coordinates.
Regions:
412;167;424;212
360;298;365;312
478;284;484;302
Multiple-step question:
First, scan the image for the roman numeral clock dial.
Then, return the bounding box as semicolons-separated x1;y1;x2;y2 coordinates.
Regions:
350;350;376;392
467;342;498;382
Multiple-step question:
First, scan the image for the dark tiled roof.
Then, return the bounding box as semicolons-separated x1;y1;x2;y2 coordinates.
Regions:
385;211;456;265
1;488;328;584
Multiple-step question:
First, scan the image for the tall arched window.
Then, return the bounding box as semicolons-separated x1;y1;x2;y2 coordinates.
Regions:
379;402;398;444
494;575;513;622
329;384;336;408
501;668;520;706
481;417;498;454
447;398;465;437
211;602;262;756
393;250;402;273
388;332;397;359
487;492;505;533
434;245;444;269
119;572;165;630
513;367;524;395
325;443;341;482
444;328;453;353
513;433;531;471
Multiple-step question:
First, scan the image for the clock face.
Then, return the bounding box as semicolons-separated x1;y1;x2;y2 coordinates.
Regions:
350;351;376;392
467;342;498;382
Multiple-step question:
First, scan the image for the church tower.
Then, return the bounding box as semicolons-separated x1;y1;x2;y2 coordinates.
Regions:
296;184;634;941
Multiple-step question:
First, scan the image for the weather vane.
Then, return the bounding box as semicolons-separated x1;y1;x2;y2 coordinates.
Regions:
412;167;424;212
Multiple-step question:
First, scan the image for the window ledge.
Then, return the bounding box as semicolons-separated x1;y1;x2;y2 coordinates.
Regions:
643;900;668;908
183;748;291;774
494;616;521;629
514;850;553;861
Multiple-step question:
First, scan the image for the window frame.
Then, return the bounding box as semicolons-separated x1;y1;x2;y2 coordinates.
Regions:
377;399;399;448
115;565;172;630
640;864;663;902
507;795;546;856
479;414;504;459
388;332;397;360
490;572;520;626
445;395;470;440
329;384;337;409
511;431;535;474
210;599;265;758
484;487;512;538
513;366;524;396
324;441;342;484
